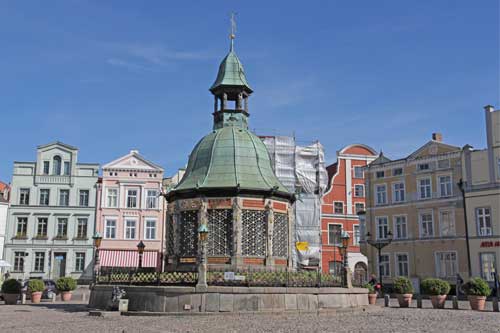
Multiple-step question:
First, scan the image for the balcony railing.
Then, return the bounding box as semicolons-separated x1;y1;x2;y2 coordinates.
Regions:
35;175;72;185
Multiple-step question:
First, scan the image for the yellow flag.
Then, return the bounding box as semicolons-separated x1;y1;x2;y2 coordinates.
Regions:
296;241;309;251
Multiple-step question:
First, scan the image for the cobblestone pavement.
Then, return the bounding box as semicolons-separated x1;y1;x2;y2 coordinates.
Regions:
0;299;498;333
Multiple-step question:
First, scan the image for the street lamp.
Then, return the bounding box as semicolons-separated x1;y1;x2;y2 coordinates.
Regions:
137;240;146;269
196;224;209;290
339;230;350;287
92;232;102;283
365;230;392;293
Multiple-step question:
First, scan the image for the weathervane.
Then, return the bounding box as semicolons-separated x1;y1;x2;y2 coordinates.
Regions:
230;12;236;50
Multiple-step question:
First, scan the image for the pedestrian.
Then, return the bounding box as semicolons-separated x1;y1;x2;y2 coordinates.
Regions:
4;270;10;280
368;274;381;294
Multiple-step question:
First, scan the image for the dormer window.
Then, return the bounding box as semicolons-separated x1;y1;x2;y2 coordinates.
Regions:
376;171;385;179
418;163;430;171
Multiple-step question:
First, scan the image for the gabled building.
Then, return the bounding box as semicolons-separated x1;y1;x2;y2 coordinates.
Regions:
320;144;377;281
95;150;164;271
4;142;99;282
361;134;468;290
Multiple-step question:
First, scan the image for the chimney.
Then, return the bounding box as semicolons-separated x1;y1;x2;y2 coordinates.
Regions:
484;105;495;113
432;133;442;142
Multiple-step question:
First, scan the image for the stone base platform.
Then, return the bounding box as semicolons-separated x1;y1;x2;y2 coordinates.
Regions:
89;286;369;313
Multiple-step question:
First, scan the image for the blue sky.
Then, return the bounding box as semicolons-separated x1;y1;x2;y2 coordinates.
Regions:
0;0;498;180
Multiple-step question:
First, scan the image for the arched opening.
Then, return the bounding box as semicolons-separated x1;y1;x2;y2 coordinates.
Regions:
53;156;62;175
354;262;368;285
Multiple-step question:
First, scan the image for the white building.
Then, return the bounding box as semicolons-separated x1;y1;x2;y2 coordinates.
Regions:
0;181;9;261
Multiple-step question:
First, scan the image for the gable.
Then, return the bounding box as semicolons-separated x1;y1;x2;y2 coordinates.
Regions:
408;141;460;160
340;144;377;156
103;152;163;171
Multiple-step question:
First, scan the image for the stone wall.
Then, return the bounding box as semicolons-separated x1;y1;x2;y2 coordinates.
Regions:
89;285;368;313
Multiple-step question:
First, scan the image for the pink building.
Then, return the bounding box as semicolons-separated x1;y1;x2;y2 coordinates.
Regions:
96;150;164;270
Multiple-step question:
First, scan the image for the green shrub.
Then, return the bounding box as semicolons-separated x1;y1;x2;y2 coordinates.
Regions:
56;277;77;292
421;278;451;296
463;277;491;297
1;279;22;294
363;283;376;294
393;276;414;294
28;279;45;293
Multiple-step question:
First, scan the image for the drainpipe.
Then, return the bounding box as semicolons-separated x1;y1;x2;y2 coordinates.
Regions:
458;179;472;278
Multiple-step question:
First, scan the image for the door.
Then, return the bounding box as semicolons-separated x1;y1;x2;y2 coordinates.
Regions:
53;253;66;278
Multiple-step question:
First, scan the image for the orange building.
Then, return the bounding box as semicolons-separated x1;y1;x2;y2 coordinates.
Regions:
321;144;377;283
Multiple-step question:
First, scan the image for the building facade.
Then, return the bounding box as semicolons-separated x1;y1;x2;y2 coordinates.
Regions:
0;181;10;260
96;150;164;270
4;142;98;282
462;105;500;283
321;144;377;282
361;134;468;291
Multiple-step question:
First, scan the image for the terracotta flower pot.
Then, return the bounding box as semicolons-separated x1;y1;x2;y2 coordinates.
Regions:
60;291;72;301
396;294;413;308
368;293;377;305
430;295;447;309
3;293;18;305
31;292;42;304
468;295;486;311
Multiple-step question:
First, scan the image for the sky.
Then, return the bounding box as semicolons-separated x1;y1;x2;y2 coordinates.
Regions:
0;0;498;180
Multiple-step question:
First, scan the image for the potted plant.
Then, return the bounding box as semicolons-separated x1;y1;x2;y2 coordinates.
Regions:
1;279;21;305
363;283;378;305
463;277;491;311
28;279;45;304
421;278;450;309
393;276;414;308
56;277;77;301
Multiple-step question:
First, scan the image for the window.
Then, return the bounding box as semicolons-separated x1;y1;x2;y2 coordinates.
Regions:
393;168;403;176
376;184;387;205
77;218;88;239
418;178;432;199
329;261;343;276
396;253;409;277
75;253;85;272
145;219;156;240
439;210;455;236
56;218;68;238
379;254;390;277
34;252;45;272
355;203;365;214
394;215;407;239
146;190;158;209
419;212;434;238
106;188;118;208
79;190;89;206
39;189;50;206
435;252;457;278
480;253;497;282
19;188;30;205
392;182;405;203
105;219;116;239
14;252;25;272
354;185;364;198
126;189;138;208
376;171;385;179
59;189;69;206
36;217;48;237
63;161;70;175
354;166;364;179
438;159;450;169
16;217;28;237
376;217;389;240
476;207;492;236
53;156;62;175
43;161;50;175
438;175;452;197
328;224;342;245
125;219;136;239
334;202;344;214
353;225;360;246
418;163;430;171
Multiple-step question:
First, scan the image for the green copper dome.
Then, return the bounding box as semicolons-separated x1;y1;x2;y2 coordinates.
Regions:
210;49;253;93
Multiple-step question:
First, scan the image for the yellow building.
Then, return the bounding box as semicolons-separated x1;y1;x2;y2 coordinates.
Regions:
462;105;500;283
361;133;469;291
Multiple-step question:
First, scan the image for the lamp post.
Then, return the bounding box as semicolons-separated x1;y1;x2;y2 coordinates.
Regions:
92;232;102;283
339;230;350;287
366;230;392;293
196;224;209;290
457;179;472;278
137;241;146;270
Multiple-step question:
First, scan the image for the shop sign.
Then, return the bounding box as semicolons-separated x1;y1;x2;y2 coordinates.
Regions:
480;241;500;248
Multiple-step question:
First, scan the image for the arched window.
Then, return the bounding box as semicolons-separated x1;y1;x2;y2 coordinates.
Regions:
53;156;62;175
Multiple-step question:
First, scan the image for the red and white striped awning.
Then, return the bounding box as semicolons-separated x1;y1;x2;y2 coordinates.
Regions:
100;250;159;268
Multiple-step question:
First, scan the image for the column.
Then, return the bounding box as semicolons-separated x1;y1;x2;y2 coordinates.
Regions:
266;200;274;267
232;197;243;268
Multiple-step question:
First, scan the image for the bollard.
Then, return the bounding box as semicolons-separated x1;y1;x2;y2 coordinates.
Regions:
51;293;56;303
384;294;390;307
452;296;458;310
493;297;499;312
417;295;422;308
82;292;86;302
21;293;26;305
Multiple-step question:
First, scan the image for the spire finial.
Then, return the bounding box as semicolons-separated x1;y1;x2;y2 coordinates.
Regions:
229;12;236;51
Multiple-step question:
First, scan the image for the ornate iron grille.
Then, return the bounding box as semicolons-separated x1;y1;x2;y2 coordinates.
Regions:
272;213;288;257
241;210;267;256
166;215;175;256
179;210;198;257
207;209;233;256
